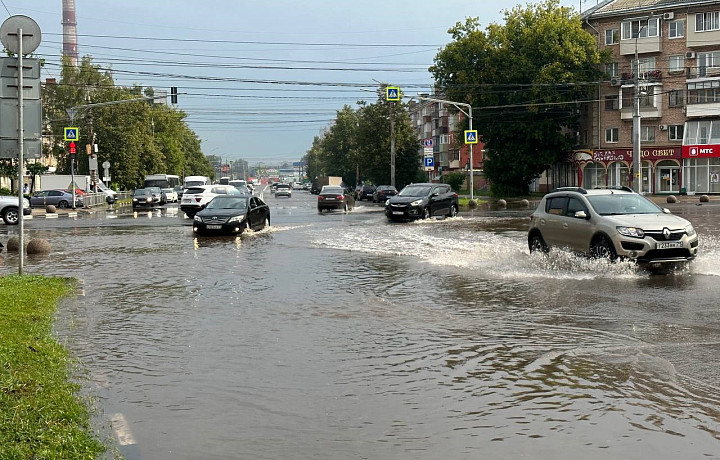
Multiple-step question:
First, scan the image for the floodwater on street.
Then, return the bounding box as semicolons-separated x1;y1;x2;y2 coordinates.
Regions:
1;189;719;459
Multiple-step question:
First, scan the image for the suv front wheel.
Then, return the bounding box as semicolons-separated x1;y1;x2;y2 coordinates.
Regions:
2;207;19;225
591;235;617;260
528;233;548;253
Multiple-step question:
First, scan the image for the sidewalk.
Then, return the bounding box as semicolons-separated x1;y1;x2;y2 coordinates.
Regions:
26;203;122;219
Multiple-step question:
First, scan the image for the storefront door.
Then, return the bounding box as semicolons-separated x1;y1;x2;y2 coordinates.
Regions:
657;166;679;193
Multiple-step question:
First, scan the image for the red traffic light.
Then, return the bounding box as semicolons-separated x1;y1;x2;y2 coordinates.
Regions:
69;141;76;154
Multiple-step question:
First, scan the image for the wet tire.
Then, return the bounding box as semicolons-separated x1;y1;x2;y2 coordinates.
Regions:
243;220;251;233
343;203;348;213
591;235;617;261
529;233;548;253
422;207;431;219
264;217;270;228
57;200;69;208
448;204;457;218
2;207;19;225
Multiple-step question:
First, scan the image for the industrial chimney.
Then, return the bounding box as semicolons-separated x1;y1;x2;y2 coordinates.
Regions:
62;0;78;66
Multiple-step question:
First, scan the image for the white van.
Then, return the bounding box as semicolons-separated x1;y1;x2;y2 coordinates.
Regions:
183;176;210;189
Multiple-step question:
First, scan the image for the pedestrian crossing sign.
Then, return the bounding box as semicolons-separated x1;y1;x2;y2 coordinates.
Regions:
64;127;79;141
386;86;400;101
464;130;478;144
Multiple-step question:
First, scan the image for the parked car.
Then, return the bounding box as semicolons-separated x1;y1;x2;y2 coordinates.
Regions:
162;188;178;203
274;183;292;198
193;195;270;235
145;186;165;205
355;185;376;201
528;186;699;265
29;189;84;209
317;185;355;213
385;183;458;220
0;195;31;225
132;188;155;208
180;184;241;218
372;185;397;203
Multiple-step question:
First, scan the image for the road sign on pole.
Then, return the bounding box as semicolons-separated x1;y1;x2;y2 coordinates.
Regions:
64;127;79;141
386;86;400;101
464;130;478;144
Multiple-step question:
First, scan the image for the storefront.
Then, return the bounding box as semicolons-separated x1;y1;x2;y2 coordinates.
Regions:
571;147;681;194
682;145;720;194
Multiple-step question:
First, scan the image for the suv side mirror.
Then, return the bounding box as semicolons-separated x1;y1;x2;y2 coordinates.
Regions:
574;210;589;219
662;208;671;214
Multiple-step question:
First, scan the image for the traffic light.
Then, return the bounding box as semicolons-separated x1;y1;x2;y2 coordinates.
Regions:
170;87;178;104
68;141;77;157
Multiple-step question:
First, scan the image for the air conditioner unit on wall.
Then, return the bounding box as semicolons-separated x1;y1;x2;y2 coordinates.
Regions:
610;77;621;86
658;124;668;131
686;51;696;59
663;12;674;20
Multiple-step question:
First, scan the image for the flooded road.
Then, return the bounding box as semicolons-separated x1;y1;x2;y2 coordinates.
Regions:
2;189;720;459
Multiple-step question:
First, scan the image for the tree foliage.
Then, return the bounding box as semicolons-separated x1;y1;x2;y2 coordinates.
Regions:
42;56;214;189
304;92;423;188
430;0;605;195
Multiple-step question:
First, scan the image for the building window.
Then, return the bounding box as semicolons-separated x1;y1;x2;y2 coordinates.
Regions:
696;12;720;32
669;125;684;141
669;90;684;107
605;127;619;143
697;51;720;77
439;134;450;145
684;120;720;144
669;55;685;73
641;126;656;142
605;95;619;110
669;20;684;38
605;62;619;78
688;80;720;103
605;28;618;45
632;57;656;75
622;17;660;40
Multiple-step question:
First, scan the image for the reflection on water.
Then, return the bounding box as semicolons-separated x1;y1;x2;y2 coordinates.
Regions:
1;206;719;458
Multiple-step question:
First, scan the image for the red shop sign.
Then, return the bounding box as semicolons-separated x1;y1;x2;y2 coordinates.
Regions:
682;145;720;158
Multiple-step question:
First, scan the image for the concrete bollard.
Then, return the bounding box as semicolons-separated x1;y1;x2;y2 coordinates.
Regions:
6;236;22;252
46;205;57;213
497;199;507;209
468;199;478;209
700;194;710;203
520;199;530;208
666;195;677;203
27;238;51;255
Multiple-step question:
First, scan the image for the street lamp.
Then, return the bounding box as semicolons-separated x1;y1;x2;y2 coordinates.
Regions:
633;19;650;194
407;95;475;201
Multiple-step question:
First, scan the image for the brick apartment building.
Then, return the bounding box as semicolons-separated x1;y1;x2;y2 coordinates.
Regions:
566;0;720;195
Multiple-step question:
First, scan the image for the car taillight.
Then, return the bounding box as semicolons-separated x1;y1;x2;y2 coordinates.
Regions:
338;195;344;200
195;197;202;202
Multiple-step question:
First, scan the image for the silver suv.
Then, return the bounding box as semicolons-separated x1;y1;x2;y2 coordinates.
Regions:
528;187;698;264
0;195;31;225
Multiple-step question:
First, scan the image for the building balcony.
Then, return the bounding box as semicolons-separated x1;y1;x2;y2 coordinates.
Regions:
620;106;662;120
686;102;720;118
619;35;661;56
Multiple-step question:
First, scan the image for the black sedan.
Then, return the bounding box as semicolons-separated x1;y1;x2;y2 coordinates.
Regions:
372;185;397;203
132;188;155;208
317;186;355;213
192;195;270;235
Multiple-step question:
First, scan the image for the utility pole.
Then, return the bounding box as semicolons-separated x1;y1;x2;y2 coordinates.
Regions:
632;21;648;194
390;111;396;188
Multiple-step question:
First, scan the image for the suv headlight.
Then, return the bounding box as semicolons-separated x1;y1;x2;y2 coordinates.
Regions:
616;226;644;238
685;224;696;237
193;215;202;222
228;215;245;223
385;199;390;206
410;199;423;206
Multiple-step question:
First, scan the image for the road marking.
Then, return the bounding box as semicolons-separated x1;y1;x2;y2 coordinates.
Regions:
110;413;136;446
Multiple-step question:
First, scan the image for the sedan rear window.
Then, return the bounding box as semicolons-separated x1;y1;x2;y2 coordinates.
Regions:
185;187;206;195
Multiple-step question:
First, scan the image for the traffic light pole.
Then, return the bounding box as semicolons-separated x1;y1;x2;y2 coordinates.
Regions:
17;27;24;274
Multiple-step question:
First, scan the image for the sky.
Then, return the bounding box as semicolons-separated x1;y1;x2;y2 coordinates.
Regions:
4;0;587;165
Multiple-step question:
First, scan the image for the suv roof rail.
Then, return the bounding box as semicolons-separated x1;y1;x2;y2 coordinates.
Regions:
592;186;635;193
552;186;587;194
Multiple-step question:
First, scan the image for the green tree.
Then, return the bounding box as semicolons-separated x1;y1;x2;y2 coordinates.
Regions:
444;172;466;192
431;0;604;195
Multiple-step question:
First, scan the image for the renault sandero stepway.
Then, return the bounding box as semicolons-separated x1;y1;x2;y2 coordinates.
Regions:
385;183;458;220
528;186;698;265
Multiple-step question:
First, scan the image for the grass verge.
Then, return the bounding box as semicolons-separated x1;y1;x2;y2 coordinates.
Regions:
0;275;105;459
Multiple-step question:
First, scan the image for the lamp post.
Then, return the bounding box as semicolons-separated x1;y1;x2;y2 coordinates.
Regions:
633;20;649;194
407;95;474;200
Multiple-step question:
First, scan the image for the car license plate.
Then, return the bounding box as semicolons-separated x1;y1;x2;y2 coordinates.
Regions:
657;242;682;249
206;224;222;230
326;197;335;201
392;211;404;215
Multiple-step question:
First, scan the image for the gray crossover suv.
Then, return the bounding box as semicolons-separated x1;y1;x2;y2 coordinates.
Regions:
528;187;698;264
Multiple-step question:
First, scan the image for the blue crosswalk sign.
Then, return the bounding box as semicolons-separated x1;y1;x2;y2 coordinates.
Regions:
64;127;79;141
386;86;400;101
464;130;478;144
424;157;434;167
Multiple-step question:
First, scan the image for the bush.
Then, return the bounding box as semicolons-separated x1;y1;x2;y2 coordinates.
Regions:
0;187;12;196
444;172;466;192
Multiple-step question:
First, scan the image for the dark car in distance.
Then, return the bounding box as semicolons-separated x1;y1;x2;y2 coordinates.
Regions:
372;185;397;203
193;195;270;235
355;185;376;201
385;183;458;220
132;188;155;208
317;185;355;213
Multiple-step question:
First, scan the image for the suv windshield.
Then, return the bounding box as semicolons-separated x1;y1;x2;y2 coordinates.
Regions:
399;185;431;197
586;194;662;215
